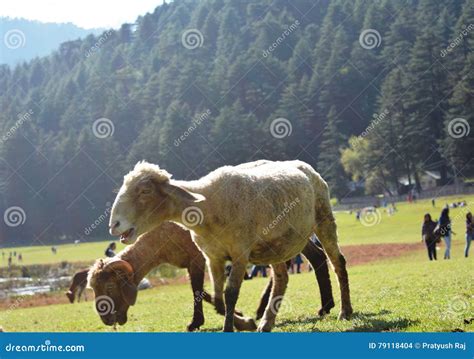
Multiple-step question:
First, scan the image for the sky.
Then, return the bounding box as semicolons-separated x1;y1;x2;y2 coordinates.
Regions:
0;0;164;29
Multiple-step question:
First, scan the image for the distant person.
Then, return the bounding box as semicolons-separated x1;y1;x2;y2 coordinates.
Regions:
422;214;437;261
225;264;251;280
439;207;454;259
105;242;117;257
18;253;22;262
250;265;267;278
356;210;361;221
432;198;436;207
292;254;303;274
51;246;57;254
7;256;12;268
465;212;473;258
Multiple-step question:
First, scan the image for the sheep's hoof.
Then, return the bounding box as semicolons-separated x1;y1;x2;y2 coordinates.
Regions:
234;316;257;331
338;308;353;320
187;318;204;332
318;308;330;317
257;319;274;332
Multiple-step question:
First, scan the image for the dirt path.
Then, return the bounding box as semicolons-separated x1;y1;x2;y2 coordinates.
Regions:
342;242;423;266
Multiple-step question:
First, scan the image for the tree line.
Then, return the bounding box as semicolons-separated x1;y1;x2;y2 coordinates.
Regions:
0;0;472;246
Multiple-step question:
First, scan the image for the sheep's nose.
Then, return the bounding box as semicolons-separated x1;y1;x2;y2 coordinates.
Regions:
109;221;121;235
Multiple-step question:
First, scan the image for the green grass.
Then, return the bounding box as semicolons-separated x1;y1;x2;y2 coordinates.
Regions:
2;195;472;267
336;195;473;246
1;243;472;332
0;241;127;267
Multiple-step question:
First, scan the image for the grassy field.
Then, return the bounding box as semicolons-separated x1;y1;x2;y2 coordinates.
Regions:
1;195;473;267
1;242;472;332
0;194;473;332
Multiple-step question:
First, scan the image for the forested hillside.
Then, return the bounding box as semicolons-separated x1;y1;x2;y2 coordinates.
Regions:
0;0;473;245
0;17;103;66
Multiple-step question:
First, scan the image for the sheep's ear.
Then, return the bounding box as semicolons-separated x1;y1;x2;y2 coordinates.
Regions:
162;182;206;204
120;281;138;306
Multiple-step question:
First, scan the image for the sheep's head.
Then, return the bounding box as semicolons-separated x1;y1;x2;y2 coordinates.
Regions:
109;161;205;244
87;258;138;326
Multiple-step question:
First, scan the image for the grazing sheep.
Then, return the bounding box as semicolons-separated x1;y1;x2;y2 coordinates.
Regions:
108;160;351;332
66;268;89;303
87;222;257;331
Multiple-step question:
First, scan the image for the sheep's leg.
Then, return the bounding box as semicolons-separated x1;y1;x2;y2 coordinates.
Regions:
187;264;205;332
256;276;272;320
77;287;83;302
257;262;288;332
223;258;248;332
208;259;226;315
314;214;353;320
302;241;335;316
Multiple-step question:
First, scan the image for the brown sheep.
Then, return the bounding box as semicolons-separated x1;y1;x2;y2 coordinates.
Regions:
108;160;350;331
87;222;257;331
66;268;89;303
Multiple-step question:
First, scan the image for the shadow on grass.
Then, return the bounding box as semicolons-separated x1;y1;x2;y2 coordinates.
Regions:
200;310;419;332
347;310;419;332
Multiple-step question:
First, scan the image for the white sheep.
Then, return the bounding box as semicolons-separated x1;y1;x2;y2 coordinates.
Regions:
108;159;352;332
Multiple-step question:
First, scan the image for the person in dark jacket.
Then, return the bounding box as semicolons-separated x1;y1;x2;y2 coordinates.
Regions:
439;207;454;259
105;242;117;258
465;212;473;258
422;213;438;261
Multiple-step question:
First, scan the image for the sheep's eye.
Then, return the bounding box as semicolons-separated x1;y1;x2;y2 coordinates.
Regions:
140;188;152;195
